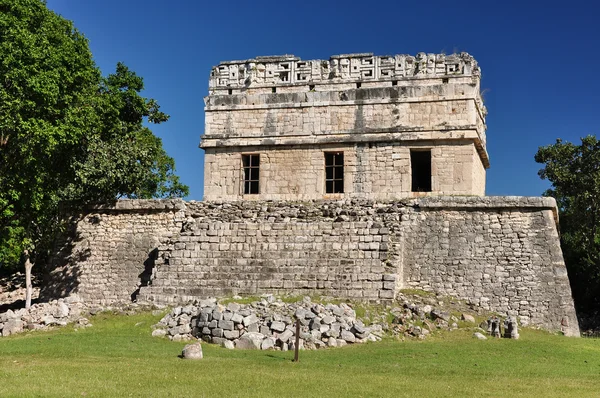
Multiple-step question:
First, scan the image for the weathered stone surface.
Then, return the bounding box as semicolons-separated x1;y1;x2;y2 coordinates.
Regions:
223;330;240;339
152;329;167;337
178;324;192;335
54;303;69;318
278;329;294;343
203;53;488;201
222;340;235;349
270;321;286;332
43;196;580;336
231;313;244;324
341;330;356;343
336;339;348;348
236;332;264;349
431;310;451;322
473;332;487;340
182;342;203;360
261;337;276;350
243;314;258;327
212;337;226;346
2;319;23;336
41;315;57;325
219;320;234;331
461;314;476;323
0;298;94;338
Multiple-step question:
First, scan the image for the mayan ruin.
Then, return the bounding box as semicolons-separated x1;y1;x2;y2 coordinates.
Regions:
41;53;580;337
6;2;600;395
202;52;487;200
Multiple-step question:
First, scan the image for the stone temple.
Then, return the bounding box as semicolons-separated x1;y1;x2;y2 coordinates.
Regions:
43;52;580;336
201;52;487;201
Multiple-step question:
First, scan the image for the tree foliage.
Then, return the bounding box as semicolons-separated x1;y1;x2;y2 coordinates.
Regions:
0;0;188;275
535;135;600;312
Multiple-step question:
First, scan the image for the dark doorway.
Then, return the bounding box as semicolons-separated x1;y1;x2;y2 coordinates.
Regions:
411;150;432;192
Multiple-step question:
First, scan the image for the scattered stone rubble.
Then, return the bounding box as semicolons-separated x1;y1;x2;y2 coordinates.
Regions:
0;296;91;337
0;288;522;344
0;292;159;338
152;292;520;349
0;272;40;307
153;295;383;350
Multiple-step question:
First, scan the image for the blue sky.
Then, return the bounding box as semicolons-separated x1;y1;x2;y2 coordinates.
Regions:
46;0;600;200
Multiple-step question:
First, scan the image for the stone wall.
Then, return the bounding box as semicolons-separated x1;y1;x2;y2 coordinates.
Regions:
42;200;186;305
203;140;484;201
402;198;575;333
43;197;580;336
201;52;488;201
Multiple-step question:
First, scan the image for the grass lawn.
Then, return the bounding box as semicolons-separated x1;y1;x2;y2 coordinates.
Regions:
1;313;599;397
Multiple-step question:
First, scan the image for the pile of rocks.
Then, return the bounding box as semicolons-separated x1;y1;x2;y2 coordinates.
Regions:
0;296;91;337
0;272;40;307
152;295;383;350
388;303;463;339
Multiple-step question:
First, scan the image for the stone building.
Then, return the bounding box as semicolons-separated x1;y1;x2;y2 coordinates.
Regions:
201;52;488;200
42;51;581;336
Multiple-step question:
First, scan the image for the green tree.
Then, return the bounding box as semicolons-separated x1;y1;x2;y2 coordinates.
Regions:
0;0;188;307
535;135;600;313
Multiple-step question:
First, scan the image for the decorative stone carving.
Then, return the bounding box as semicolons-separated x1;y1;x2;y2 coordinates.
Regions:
208;52;479;91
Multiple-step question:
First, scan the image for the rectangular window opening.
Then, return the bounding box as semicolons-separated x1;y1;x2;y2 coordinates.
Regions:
356;82;362;89
392;80;398;86
325;152;344;194
242;154;260;195
410;150;432;192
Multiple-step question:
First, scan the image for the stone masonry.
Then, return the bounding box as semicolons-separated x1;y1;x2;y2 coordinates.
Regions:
41;52;580;337
202;53;488;200
43;197;580;336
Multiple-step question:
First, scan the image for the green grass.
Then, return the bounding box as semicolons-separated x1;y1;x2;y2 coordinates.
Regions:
1;313;600;397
